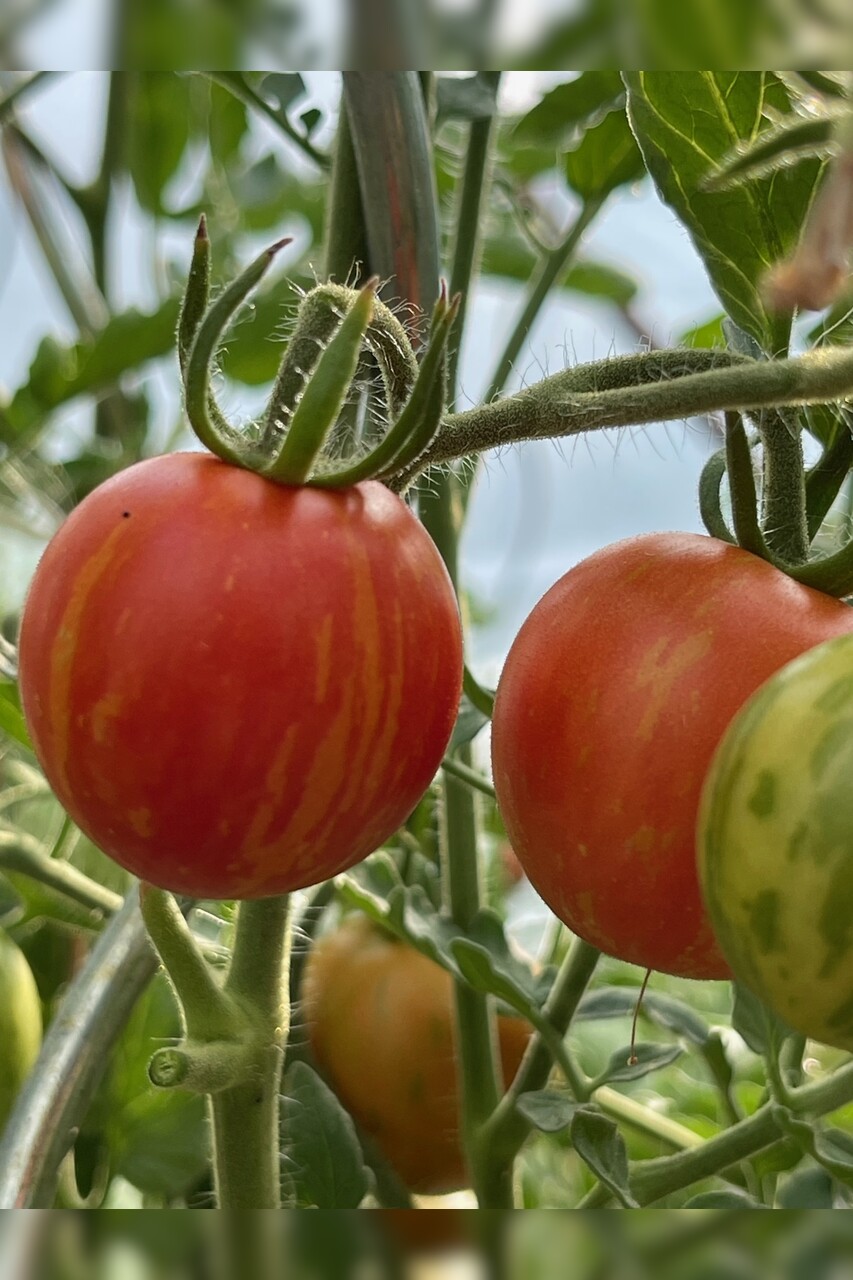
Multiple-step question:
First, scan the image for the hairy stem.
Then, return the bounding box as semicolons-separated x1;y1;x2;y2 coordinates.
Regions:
404;343;853;481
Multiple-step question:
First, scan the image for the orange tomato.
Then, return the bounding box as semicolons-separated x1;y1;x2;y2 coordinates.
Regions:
301;915;531;1193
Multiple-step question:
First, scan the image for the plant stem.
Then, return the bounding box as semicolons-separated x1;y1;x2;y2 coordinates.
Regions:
441;755;496;798
623;1058;853;1206
482;938;600;1166
1;130;107;336
324;101;370;284
210;896;292;1212
407;342;853;480
207;73;328;170
0;830;122;917
758;409;810;564
484;196;605;404
447;71;501;409
344;68;509;1207
139;886;237;1042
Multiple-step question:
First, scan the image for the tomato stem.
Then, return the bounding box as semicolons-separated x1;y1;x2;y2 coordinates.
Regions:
263;279;377;485
481;937;601;1167
724;411;770;559
402;342;853;485
209;895;292;1211
138;885;240;1043
758;408;810;565
313;287;459;489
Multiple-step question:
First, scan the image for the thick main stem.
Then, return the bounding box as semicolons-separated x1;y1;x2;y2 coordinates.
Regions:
211;896;292;1212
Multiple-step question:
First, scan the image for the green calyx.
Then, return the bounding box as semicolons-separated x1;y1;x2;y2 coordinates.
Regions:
178;221;455;489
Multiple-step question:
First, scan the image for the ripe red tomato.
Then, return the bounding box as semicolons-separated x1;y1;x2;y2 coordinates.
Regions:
301;914;532;1193
491;533;853;979
18;453;463;899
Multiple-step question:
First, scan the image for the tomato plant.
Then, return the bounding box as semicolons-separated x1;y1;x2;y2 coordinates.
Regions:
300;913;532;1194
491;533;853;979
17;453;463;899
699;631;853;1052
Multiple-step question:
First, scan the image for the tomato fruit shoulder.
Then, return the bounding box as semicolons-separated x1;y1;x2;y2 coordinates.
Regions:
491;532;853;979
18;453;463;899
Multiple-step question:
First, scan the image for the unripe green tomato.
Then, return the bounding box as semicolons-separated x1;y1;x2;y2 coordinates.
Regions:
0;929;42;1129
698;631;853;1051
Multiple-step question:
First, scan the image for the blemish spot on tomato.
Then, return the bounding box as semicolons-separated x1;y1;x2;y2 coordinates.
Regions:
122;511;131;519
747;770;776;819
628;825;657;855
128;807;153;838
91;691;123;744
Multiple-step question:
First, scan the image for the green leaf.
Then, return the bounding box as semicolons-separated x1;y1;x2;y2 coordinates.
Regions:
776;1166;835;1208
282;1060;369;1209
448;696;490;751
4;300;182;444
812;1128;853;1186
563;260;638;307
436;73;499;124
590;1042;683;1089
127;72;193;214
565;107;645;200
513;71;625;143
516;1088;578;1133
340;854;553;1020
731;982;793;1056
570;1108;638;1208
0;682;33;751
575;984;711;1047
258;72;306;115
624;72;823;353
300;107;323;138
680;313;727;350
683;1189;768;1209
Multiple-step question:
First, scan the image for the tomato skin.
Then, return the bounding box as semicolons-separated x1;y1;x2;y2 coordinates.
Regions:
18;453;463;899
699;632;853;1051
491;533;853;979
301;915;531;1194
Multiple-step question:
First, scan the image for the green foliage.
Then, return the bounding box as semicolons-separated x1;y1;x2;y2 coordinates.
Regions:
624;72;823;353
4;65;853;1217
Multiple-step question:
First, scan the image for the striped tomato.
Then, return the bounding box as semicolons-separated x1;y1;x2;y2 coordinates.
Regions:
18;453;462;899
699;632;853;1051
491;533;853;979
